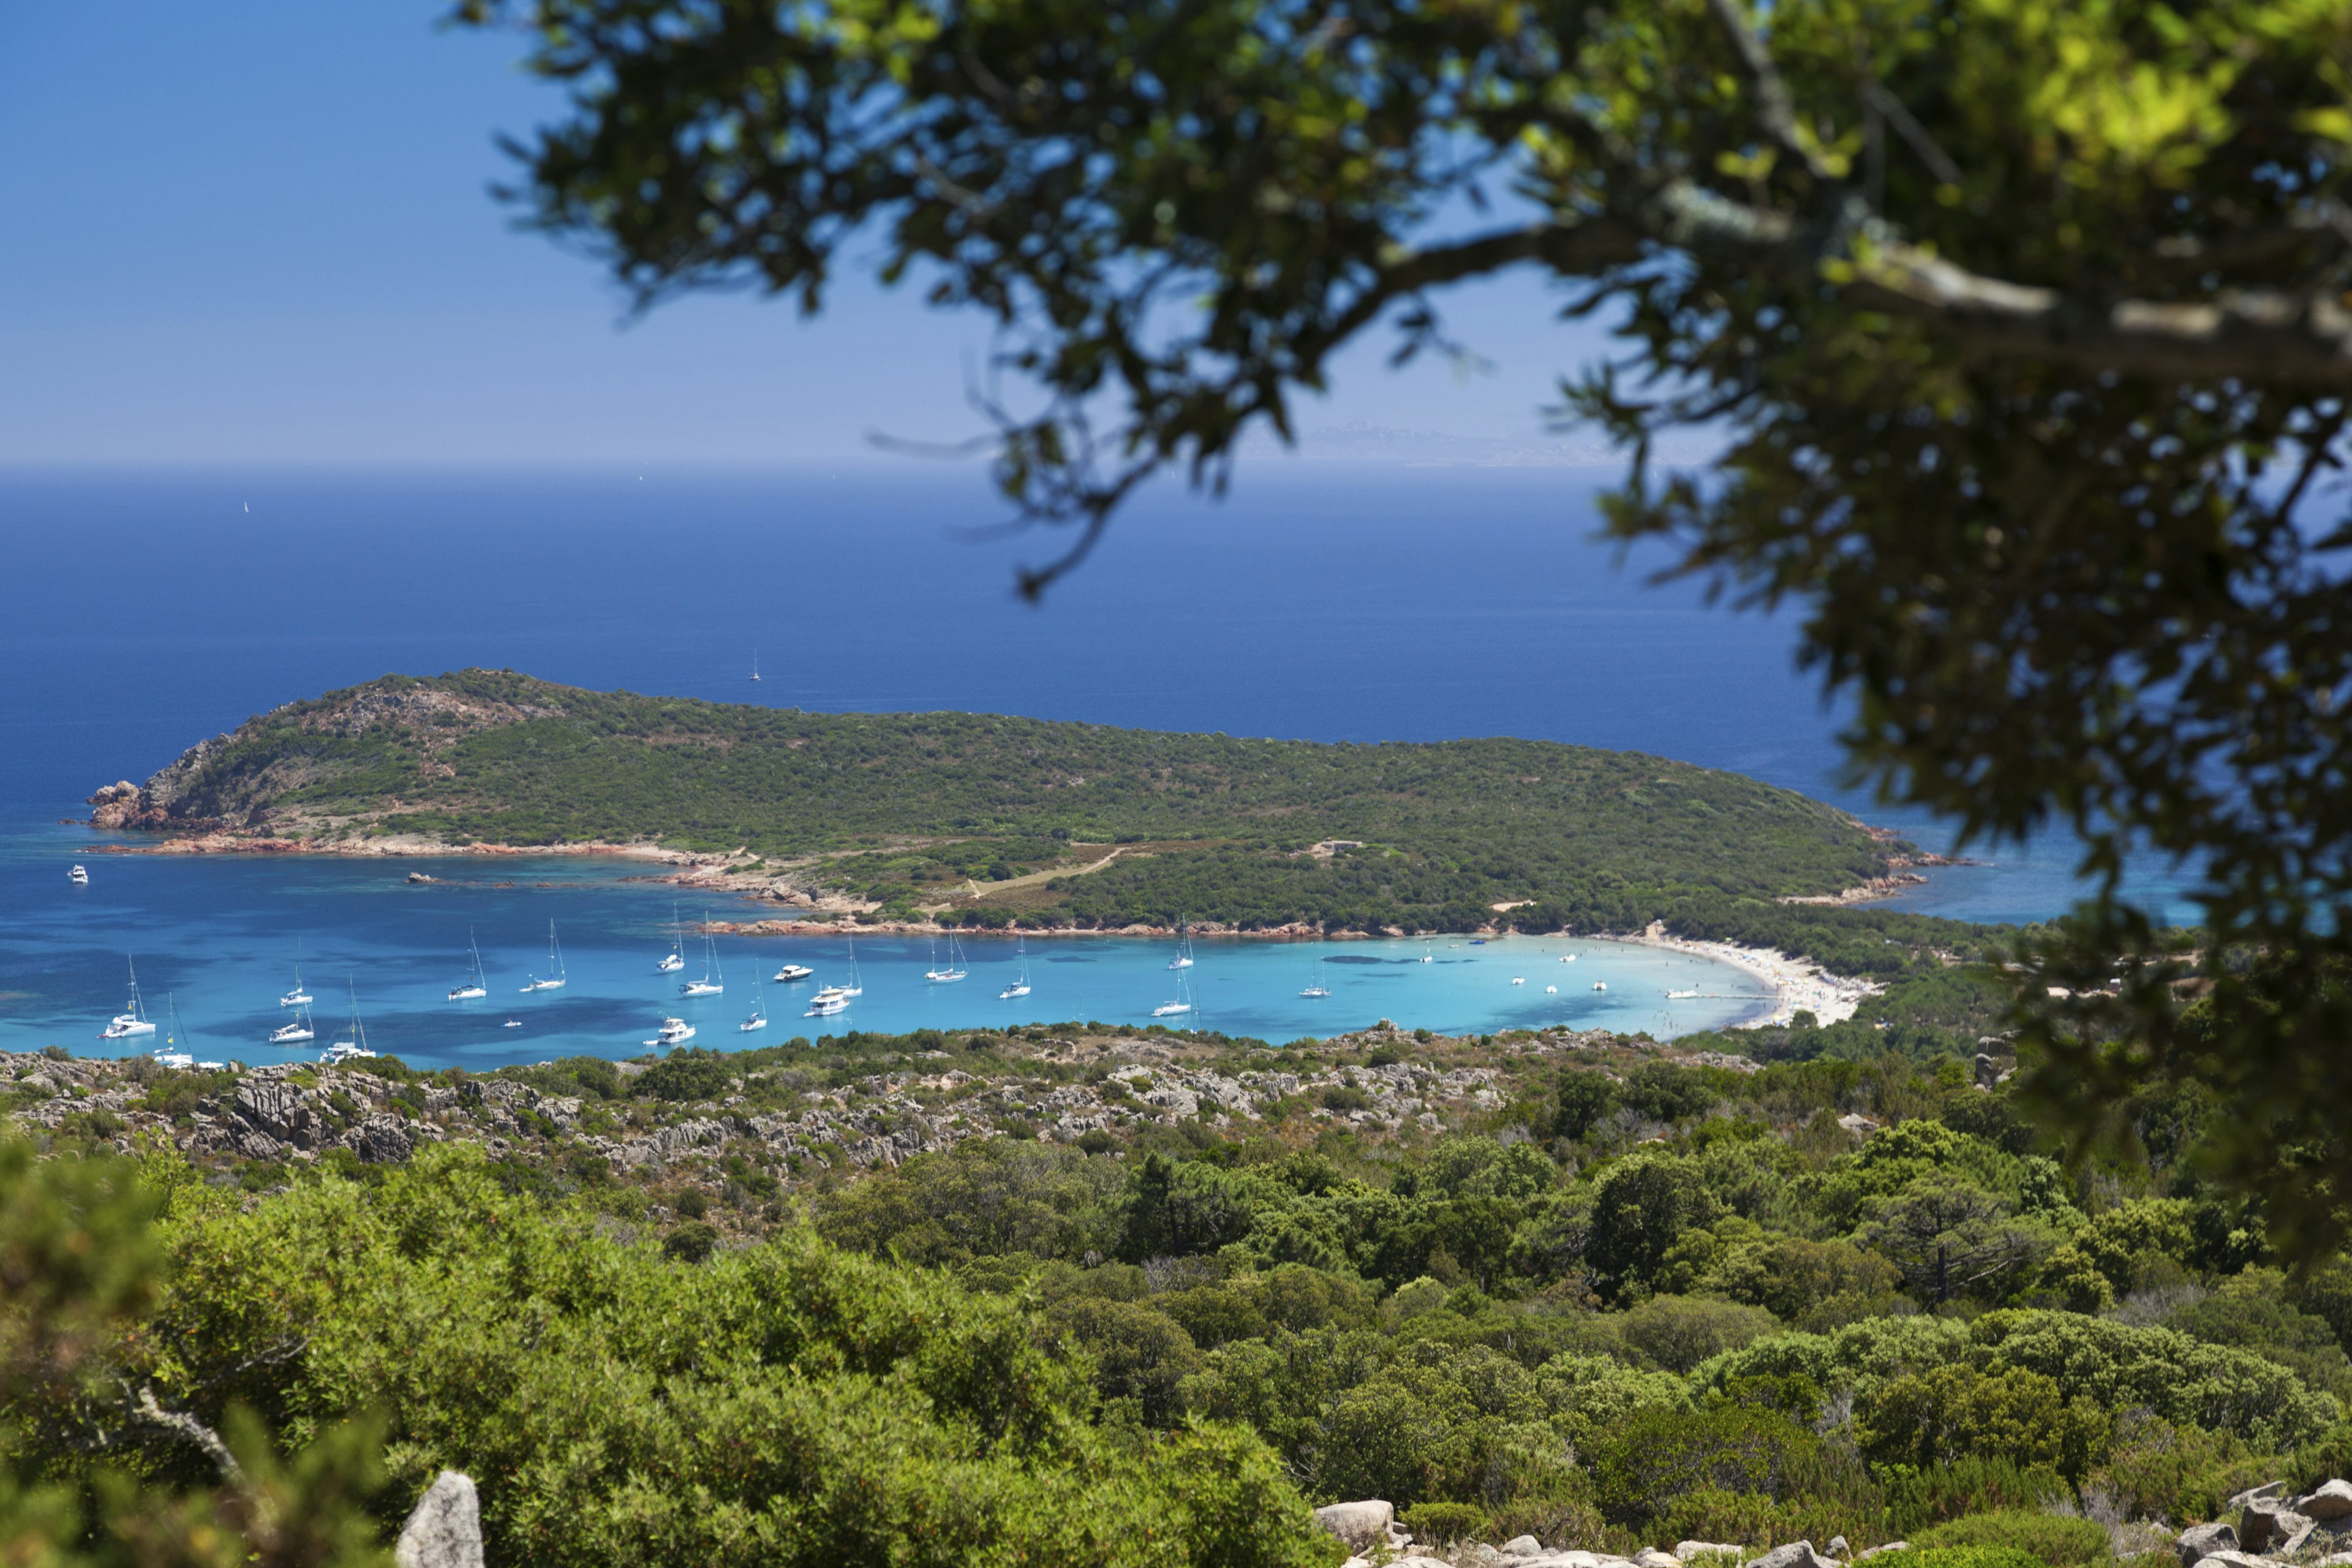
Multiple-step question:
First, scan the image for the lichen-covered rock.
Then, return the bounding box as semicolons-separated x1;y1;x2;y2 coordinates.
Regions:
394;1471;482;1568
2177;1521;2240;1566
1313;1501;1396;1551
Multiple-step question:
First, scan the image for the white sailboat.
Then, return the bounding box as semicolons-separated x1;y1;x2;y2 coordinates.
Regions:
681;921;725;997
268;1006;316;1044
1167;915;1195;969
999;938;1032;1000
924;930;968;983
281;949;313;1008
323;979;377;1063
750;649;761;683
521;921;567;992
739;977;767;1032
152;994;196;1069
1298;948;1330;999
448;930;489;1000
99;957;158;1041
1152;968;1194;1019
657;904;685;973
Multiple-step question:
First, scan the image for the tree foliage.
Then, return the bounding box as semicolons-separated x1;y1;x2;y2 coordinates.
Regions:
452;0;2352;1250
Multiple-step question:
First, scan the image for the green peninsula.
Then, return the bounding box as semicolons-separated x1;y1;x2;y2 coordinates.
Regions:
94;669;1923;948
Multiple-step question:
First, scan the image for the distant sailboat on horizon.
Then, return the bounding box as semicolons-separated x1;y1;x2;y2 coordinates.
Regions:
1299;946;1330;999
925;930;968;984
657;903;685;973
750;649;761;682
999;938;1032;1000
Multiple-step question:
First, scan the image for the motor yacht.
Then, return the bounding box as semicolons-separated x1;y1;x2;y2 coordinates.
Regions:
772;963;814;982
67;864;88;886
648;1017;696;1047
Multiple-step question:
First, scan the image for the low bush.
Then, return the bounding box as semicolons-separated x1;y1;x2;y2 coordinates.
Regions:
1401;1502;1490;1546
1915;1511;2111;1568
1591;1406;1815;1526
1863;1550;2051;1568
1881;1458;2068;1536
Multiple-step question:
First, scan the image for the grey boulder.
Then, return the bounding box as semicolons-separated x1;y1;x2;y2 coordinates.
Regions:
2304;1482;2352;1522
1747;1544;1837;1568
2242;1501;2314;1556
2176;1521;2239;1567
1315;1501;1398;1551
395;1471;483;1568
1502;1540;1544;1558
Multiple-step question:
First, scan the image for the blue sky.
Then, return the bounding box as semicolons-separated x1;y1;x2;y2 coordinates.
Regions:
0;2;1612;466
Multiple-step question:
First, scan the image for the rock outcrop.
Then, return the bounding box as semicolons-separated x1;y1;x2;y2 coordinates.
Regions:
394;1471;483;1568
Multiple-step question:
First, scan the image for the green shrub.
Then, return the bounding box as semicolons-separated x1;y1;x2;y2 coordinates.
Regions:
1401;1502;1490;1545
1856;1363;2111;1481
1916;1511;2110;1568
1618;1295;1782;1373
661;1219;718;1262
2099;1413;2269;1524
1649;1488;1885;1554
1881;1458;2068;1535
1861;1550;2051;1568
1591;1405;1815;1526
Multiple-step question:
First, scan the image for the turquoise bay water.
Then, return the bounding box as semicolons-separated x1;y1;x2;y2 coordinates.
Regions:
0;466;2203;1068
2;824;1771;1069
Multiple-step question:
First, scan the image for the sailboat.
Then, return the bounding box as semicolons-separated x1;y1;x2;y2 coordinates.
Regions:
750;649;762;683
739;976;767;1033
1152;968;1194;1019
99;957;158;1040
520;921;567;992
448;930;489;1000
281;947;313;1007
1422;943;1434;963
268;1005;315;1044
999;938;1032;1000
1167;915;1195;970
323;979;377;1063
680;921;725;997
657;904;685;973
1298;948;1330;999
925;930;968;983
152;994;195;1069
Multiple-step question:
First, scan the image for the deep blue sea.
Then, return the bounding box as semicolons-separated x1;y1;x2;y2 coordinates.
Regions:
0;464;2195;1068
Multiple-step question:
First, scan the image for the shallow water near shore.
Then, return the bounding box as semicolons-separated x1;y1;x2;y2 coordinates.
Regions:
1;828;1771;1068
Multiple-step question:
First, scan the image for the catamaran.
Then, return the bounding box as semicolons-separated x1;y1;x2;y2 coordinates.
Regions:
448;930;489;1000
999;939;1032;1000
681;921;724;997
323;980;377;1063
924;930;969;984
520;921;567;992
99;957;158;1041
648;1016;696;1047
657;905;685;973
739;978;767;1033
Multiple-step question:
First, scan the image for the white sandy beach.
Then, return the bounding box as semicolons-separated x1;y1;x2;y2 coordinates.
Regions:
1631;925;1880;1028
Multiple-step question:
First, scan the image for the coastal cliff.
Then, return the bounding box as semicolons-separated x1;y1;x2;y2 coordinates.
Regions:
88;670;1917;938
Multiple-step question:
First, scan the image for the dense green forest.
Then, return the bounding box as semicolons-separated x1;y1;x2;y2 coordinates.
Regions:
105;670;1920;940
12;1012;2352;1566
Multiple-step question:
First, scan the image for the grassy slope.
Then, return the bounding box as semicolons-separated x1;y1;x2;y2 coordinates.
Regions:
140;669;1906;933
